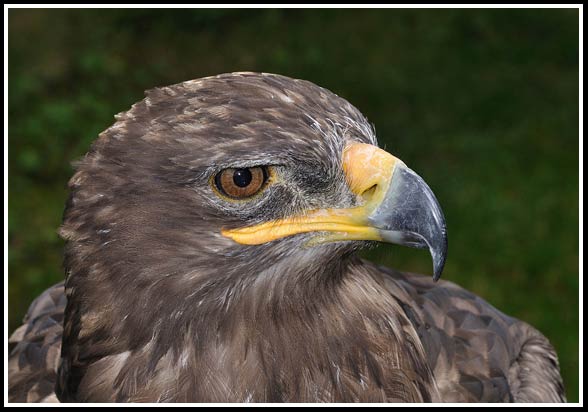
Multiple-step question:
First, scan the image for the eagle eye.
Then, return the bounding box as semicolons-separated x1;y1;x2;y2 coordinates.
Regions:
213;166;270;199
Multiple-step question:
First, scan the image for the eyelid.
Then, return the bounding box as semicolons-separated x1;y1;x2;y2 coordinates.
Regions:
206;163;283;183
209;165;276;202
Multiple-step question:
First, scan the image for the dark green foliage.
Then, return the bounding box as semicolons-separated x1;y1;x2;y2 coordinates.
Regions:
8;8;579;402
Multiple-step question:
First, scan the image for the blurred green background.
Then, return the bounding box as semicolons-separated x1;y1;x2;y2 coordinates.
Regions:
8;8;579;402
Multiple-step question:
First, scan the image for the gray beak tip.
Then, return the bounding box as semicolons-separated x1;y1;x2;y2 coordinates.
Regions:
429;224;448;282
371;164;448;282
432;239;447;282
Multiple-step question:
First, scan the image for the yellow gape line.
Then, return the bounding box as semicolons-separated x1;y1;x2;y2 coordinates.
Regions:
221;143;403;245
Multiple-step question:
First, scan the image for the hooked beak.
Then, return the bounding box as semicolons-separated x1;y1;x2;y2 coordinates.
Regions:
222;143;448;280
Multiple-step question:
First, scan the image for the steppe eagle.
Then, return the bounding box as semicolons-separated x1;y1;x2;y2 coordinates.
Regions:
8;72;565;403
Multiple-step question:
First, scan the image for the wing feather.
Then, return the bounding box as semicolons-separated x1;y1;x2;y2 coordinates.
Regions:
8;282;66;403
372;262;565;402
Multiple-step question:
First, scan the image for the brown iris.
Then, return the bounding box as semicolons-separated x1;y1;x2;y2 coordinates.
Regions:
214;166;269;199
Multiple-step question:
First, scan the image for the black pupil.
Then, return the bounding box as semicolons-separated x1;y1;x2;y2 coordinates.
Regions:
233;168;252;187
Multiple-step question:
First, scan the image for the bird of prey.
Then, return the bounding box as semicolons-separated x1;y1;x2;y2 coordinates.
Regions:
8;72;565;403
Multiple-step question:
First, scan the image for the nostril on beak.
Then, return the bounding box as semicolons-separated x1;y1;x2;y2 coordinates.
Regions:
360;184;378;203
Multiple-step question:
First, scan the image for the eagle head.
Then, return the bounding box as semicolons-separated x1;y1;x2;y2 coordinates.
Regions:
57;72;447;401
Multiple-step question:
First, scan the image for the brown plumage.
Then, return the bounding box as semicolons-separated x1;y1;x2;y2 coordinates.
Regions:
8;72;565;403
